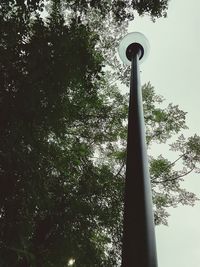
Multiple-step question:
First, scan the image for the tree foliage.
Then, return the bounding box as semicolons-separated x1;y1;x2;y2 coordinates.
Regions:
1;0;200;266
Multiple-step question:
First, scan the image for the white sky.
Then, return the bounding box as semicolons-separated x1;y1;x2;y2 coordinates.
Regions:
128;0;200;266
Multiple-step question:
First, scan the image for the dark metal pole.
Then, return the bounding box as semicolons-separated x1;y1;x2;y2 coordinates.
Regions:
121;46;158;267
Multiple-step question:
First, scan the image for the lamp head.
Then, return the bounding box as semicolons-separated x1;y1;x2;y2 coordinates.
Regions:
118;32;150;65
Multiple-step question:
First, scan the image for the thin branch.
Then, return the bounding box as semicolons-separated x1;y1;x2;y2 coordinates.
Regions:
151;152;187;182
114;160;126;178
109;78;119;86
152;166;195;184
167;152;187;169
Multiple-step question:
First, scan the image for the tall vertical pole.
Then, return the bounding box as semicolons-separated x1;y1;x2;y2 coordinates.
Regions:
121;48;158;267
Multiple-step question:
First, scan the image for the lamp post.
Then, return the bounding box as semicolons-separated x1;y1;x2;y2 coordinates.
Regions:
118;32;158;267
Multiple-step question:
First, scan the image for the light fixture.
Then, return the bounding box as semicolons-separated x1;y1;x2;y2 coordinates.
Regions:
118;32;150;65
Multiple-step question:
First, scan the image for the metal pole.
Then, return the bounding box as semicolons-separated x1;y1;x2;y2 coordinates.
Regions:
121;47;158;267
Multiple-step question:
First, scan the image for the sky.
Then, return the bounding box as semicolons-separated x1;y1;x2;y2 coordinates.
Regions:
128;0;200;266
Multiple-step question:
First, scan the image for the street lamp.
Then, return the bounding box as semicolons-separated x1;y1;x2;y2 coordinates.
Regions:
118;32;158;267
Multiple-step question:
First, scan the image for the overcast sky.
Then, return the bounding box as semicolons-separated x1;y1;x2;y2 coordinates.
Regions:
127;0;200;266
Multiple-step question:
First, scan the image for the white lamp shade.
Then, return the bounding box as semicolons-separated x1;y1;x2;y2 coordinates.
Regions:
118;32;150;65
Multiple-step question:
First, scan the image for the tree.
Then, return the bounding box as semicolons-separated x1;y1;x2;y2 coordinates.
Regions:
1;0;200;266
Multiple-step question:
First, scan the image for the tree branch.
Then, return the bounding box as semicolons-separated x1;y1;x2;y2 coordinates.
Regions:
114;160;126;178
152;166;195;184
151;152;187;182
